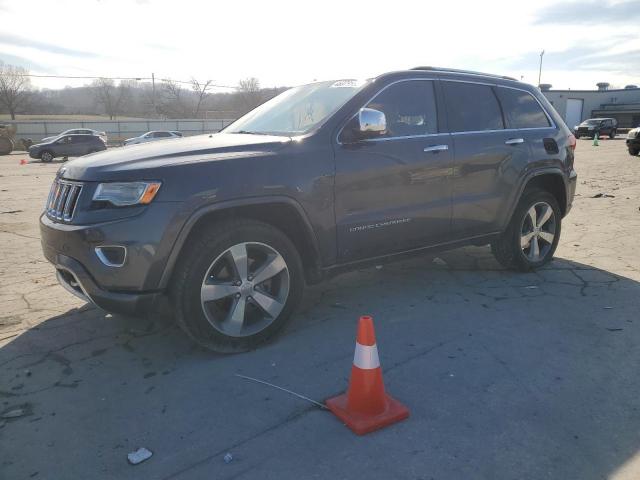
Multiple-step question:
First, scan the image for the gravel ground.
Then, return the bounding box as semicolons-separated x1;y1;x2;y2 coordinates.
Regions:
1;139;640;480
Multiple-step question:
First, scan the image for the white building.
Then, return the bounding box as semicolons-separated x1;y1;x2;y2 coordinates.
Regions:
541;83;640;129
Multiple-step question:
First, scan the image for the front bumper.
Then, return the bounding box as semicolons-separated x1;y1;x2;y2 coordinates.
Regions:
40;202;182;316
575;128;597;137
53;254;159;315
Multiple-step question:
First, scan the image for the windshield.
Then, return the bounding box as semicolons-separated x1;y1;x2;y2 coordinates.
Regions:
225;79;366;136
581;119;603;125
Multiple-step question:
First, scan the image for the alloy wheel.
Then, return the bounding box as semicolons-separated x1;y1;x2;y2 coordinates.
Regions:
200;242;290;337
520;201;556;262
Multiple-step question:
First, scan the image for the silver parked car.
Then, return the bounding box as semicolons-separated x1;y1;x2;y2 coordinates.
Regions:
123;131;183;146
42;129;107;144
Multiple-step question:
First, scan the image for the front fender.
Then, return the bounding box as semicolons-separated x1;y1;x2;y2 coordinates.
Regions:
156;195;321;289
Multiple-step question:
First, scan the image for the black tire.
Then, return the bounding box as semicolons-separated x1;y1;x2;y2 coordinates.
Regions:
609;129;617;139
491;189;562;271
629;147;639;156
40;150;54;162
574;134;580;139
171;219;304;353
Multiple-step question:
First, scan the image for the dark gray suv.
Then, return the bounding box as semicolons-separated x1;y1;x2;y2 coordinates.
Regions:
40;67;577;352
29;134;106;162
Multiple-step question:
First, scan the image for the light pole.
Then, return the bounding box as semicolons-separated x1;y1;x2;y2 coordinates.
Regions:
538;50;545;87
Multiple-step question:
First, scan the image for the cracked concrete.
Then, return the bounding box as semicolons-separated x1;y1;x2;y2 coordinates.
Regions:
1;139;640;479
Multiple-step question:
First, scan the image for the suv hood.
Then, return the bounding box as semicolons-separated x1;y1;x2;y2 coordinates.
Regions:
60;133;292;181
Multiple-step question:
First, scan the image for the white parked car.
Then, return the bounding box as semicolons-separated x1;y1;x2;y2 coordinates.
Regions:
42;128;107;144
123;131;183;146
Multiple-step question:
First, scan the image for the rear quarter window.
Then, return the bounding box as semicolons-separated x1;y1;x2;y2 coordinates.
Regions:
495;88;551;129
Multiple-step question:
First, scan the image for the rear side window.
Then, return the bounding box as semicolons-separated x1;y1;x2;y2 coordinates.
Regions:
496;88;551;129
442;82;504;132
365;80;438;138
155;131;172;138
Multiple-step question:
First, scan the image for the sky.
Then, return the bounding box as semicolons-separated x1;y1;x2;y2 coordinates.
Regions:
0;0;638;92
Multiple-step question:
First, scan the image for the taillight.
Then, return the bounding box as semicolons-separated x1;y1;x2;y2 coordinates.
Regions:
568;134;576;151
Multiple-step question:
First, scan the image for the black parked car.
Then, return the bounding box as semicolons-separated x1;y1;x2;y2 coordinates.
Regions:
626;127;640;156
574;118;617;139
29;134;106;162
40;67;577;352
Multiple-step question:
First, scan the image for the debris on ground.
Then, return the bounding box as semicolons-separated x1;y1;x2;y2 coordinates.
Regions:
331;302;347;310
127;447;153;465
606;328;624;332
235;373;328;409
1;408;26;419
432;257;447;266
603;306;613;310
223;453;233;464
525;285;539;289
375;265;383;270
591;193;615;198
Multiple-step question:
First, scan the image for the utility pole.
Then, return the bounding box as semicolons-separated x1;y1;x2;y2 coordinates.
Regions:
151;72;157;117
538;50;545;87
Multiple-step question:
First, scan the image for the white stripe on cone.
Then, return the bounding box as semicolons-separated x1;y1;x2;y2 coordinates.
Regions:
353;342;380;370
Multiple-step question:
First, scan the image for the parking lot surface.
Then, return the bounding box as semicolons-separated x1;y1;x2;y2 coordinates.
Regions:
2;139;640;479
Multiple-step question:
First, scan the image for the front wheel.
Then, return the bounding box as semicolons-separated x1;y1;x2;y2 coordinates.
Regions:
40;150;54;162
629;147;639;156
171;219;304;353
491;190;561;271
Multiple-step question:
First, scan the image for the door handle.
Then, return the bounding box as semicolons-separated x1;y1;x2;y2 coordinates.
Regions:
423;144;449;153
505;138;525;145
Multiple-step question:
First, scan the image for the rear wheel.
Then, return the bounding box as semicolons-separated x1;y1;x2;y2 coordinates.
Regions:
609;129;617;139
40;150;54;162
171;219;304;353
629;147;639;156
491;190;561;271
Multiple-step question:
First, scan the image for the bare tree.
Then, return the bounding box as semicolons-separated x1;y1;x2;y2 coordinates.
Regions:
0;62;32;120
190;78;213;118
237;77;262;113
91;78;132;120
159;79;190;118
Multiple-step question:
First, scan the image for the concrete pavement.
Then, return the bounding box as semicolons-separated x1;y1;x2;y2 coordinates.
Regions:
1;139;640;479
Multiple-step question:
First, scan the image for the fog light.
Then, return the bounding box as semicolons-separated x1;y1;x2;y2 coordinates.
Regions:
95;246;127;267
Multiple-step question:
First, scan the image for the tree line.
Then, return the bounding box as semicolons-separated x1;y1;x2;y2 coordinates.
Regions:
0;61;287;120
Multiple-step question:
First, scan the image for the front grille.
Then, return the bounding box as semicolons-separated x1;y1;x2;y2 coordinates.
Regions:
46;179;83;222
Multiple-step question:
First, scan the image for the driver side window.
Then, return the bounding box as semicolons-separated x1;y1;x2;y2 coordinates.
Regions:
365;80;438;138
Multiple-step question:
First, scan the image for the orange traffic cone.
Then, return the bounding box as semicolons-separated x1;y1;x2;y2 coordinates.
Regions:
326;315;409;435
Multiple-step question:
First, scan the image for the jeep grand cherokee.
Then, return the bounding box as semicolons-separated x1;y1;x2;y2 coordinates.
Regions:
40;67;577;352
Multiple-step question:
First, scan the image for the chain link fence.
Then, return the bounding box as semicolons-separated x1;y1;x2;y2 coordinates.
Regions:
6;119;237;145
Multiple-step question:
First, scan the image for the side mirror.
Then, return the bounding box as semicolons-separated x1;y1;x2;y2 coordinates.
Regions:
358;108;386;136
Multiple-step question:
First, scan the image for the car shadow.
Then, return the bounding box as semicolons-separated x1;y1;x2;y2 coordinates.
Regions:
1;246;639;479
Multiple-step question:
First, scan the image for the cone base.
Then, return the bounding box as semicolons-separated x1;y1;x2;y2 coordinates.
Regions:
325;392;409;435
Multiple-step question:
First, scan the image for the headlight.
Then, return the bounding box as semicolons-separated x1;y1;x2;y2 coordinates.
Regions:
93;181;161;206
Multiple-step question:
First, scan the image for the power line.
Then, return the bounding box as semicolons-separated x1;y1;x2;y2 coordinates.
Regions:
14;73;238;89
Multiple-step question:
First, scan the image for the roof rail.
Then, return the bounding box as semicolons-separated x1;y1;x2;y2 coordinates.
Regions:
410;66;517;81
